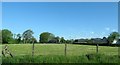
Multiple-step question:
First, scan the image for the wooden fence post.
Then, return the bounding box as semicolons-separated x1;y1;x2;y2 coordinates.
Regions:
65;43;67;56
96;43;99;53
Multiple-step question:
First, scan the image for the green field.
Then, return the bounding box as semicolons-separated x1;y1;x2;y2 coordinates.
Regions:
1;44;120;63
1;44;118;56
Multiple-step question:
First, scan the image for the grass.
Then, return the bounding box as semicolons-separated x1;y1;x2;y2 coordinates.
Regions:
2;54;120;63
1;44;118;56
1;44;119;63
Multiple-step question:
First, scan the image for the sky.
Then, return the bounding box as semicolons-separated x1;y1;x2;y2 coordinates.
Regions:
2;2;118;40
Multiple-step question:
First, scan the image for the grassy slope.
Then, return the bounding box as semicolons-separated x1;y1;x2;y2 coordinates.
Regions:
1;44;118;56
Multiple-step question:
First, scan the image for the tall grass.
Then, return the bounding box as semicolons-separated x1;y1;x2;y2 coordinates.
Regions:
2;54;120;63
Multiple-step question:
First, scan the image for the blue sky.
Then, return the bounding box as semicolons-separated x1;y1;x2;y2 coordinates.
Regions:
2;2;118;40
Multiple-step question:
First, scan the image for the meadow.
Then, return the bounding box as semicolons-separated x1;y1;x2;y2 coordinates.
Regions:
2;44;118;56
1;44;120;63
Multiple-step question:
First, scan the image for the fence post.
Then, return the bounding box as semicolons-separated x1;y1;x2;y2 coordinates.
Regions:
65;43;67;56
96;43;99;53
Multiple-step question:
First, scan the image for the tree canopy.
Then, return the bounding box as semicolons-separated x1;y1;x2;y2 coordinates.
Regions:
22;29;34;43
2;29;13;43
107;32;120;45
1;28;120;45
39;32;55;43
60;37;66;43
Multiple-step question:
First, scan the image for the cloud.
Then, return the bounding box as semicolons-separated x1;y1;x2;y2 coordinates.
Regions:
105;27;110;31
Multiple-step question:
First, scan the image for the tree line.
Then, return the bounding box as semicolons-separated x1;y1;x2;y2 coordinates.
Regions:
0;29;120;44
0;29;69;44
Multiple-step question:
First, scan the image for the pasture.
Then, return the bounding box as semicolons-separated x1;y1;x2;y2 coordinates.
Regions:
1;44;118;56
1;44;120;63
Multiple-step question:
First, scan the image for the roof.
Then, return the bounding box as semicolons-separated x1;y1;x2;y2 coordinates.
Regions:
112;39;120;44
92;38;108;43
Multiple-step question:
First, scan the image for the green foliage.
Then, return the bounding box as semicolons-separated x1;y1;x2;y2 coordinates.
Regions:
60;37;66;43
22;29;34;43
39;32;55;43
16;34;22;43
66;40;71;43
66;39;74;43
54;36;60;43
108;32;120;45
8;39;18;44
2;29;13;44
30;37;37;43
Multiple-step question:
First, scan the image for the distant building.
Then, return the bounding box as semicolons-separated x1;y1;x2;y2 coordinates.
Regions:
112;39;117;44
73;38;108;44
112;39;120;44
112;36;120;44
116;40;120;44
92;38;108;44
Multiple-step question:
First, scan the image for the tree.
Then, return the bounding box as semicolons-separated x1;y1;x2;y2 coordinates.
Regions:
39;32;55;43
60;37;66;43
108;32;120;45
16;34;22;43
22;29;34;43
54;36;60;43
13;34;17;39
48;33;55;41
66;40;71;43
2;29;13;44
103;37;107;40
30;37;37;43
48;36;60;43
66;39;74;43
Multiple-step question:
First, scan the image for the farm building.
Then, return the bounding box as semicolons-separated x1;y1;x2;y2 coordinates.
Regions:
73;38;108;45
91;38;108;44
112;39;120;45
